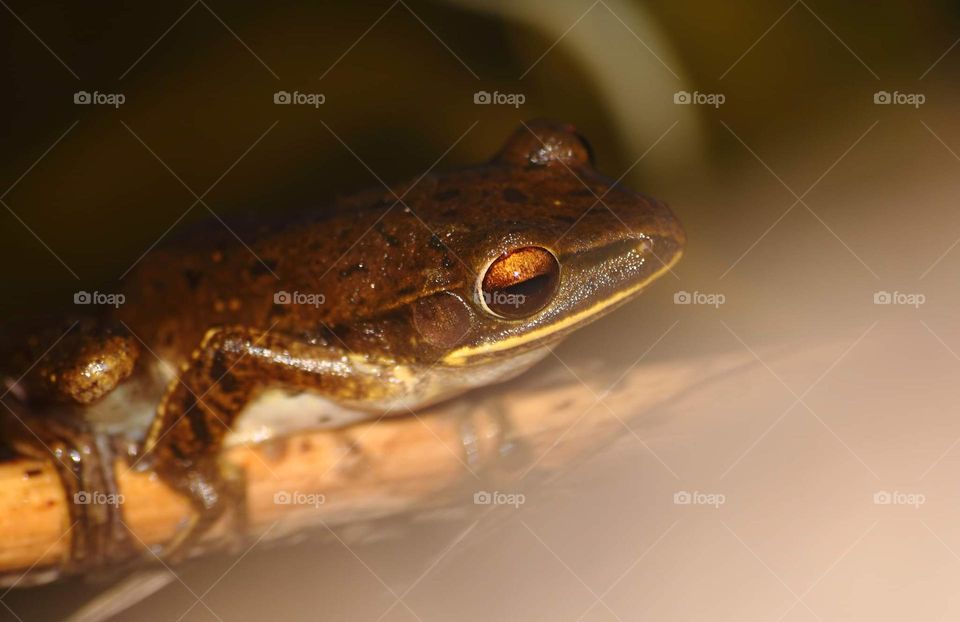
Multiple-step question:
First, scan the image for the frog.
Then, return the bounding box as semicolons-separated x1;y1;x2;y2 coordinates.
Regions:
0;120;685;565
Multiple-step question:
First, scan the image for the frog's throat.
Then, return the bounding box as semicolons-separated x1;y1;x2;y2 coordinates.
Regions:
442;251;682;366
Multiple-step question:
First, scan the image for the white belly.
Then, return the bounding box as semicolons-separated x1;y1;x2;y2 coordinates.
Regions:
228;346;550;447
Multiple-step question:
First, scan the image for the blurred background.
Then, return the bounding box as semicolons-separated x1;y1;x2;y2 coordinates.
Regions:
5;0;960;620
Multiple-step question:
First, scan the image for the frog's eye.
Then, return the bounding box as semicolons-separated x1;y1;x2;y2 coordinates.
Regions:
479;247;560;319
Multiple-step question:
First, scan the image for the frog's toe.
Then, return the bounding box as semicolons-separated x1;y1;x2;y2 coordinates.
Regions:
4;412;134;573
154;461;247;562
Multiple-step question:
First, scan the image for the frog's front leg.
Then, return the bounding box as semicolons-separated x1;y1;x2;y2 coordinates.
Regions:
142;325;391;557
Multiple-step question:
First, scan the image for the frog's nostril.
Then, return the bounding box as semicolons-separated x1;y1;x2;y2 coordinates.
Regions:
636;237;654;255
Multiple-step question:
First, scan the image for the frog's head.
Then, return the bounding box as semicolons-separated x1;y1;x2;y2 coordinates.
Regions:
410;120;685;368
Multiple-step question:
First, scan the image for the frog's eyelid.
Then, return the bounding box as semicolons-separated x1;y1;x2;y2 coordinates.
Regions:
494;120;594;168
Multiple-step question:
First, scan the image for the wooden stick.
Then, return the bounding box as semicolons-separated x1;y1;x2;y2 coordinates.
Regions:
0;354;723;583
0;407;491;578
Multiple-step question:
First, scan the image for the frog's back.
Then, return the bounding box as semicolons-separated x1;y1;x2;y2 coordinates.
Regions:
112;131;676;365
114;183;464;360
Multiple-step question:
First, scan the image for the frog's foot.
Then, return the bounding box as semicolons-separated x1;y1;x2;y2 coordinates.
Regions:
5;410;133;573
151;458;248;562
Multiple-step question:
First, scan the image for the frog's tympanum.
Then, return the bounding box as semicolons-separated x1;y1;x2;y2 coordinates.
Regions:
0;120;685;567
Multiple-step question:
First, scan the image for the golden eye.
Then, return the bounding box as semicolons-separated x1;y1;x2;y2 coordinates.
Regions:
479;247;560;318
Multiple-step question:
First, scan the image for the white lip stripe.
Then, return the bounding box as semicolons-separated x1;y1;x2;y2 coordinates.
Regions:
443;252;682;365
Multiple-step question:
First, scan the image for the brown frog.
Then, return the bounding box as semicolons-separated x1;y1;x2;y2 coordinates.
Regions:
0;120;685;563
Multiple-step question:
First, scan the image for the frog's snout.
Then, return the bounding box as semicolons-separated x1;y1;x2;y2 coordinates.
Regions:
557;230;682;315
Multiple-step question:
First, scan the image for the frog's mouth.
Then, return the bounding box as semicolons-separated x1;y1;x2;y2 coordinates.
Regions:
442;236;683;366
